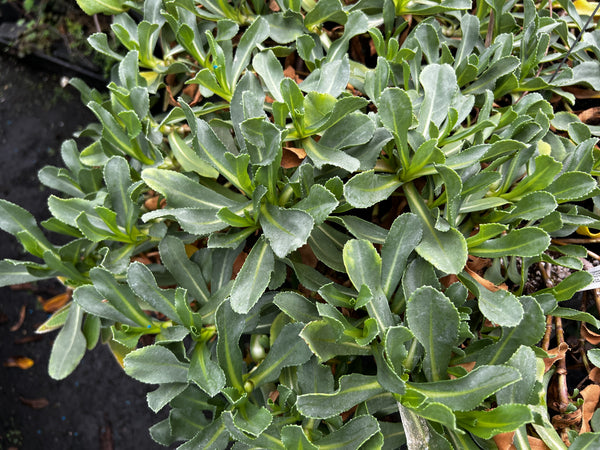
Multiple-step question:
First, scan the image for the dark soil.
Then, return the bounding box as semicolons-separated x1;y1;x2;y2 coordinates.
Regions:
0;52;168;450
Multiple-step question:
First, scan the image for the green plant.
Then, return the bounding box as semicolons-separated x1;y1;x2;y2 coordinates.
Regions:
3;0;600;447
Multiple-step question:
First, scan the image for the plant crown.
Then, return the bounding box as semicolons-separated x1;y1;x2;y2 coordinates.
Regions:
2;0;600;447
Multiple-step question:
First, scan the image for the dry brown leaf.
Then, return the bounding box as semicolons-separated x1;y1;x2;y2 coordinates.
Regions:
182;83;202;106
268;390;279;403
464;266;508;292
544;342;569;373
590;367;600;384
9;305;26;332
467;255;493;271
582;323;600;345
281;146;307;168
578;107;600;124
552;409;582;430
144;196;160;211
268;0;280;11
563;86;600;99
4;356;34;369
19;396;49;409
41;291;71;312
493;432;549;449
580;384;600;433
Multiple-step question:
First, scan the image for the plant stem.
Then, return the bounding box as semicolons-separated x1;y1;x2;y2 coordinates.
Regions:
555;317;570;414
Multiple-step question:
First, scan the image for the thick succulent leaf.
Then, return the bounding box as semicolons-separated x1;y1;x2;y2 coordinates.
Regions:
405;140;445;180
501;155;562;201
76;0;127;15
253;50;284;102
418;64;457;137
378;87;412;158
381;213;422;297
0;260;56;287
496;346;537;405
260;203;314;258
373;343;406;395
468;227;550;258
231;16;269;86
319;112;375;150
313;415;380;449
168;132;219;178
303;0;344;28
478;288;524;328
407;287;460;381
142;168;239;210
177;418;229;450
569;433;600;450
396;404;446;450
455;404;534;439
281;425;318;450
300;319;371;361
124;345;189;384
546;171;597;202
230;237;274;313
476;296;546;365
104;156;138;232
343;239;382;293
90;267;152;327
245;322;312;387
126;262;179;320
301;56;350;99
38;166;83;198
343;239;394;330
215;300;246;391
146;383;187;413
407;365;521;411
302;137;360;172
72;284;136;325
273;291;319;323
465;224;508;247
308;224;347;273
241;117;283;166
344;171;403;209
189;339;226;397
222;413;283;448
404;183;467;274
142;207;228;236
535;271;593;302
48;303;86;380
0;199;54;257
184;110;251;194
294;184;338;225
159;235;210;304
499;191;557;223
296;374;384;419
331;216;387;244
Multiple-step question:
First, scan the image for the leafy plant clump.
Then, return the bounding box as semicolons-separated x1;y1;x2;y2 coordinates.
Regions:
3;0;600;447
